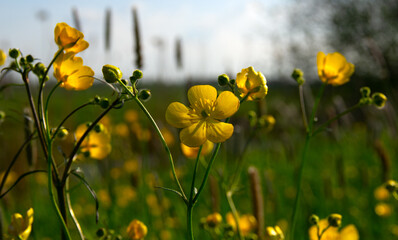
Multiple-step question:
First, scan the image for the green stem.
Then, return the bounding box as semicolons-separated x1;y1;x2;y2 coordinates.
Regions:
187;204;194;240
65;177;85;240
44;81;62;126
299;85;308;130
189;145;203;201
227;191;244;240
117;79;187;202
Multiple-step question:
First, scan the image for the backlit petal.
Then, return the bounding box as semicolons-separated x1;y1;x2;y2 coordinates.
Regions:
166;102;199;128
340;225;359;240
211;91;240;119
206;119;234;143
180;120;207;147
188;85;217;111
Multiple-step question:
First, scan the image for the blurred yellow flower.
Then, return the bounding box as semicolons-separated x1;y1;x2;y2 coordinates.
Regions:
317;52;355;86
265;225;284;240
374;185;390;201
226;212;257;236
127;219;148;240
125;109;139;123
236;66;268;101
309;219;359;240
166;85;239;147
75;123;111;160
7;208;34;240
54;22;89;54
375;203;392;217
53;52;94;91
0;49;6;66
181;140;214;159
115;123;130;138
206;212;223;228
161;127;175;146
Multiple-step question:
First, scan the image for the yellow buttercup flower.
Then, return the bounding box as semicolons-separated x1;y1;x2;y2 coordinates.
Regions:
54;22;89;54
265;225;284;240
309;219;359;240
7;208;34;240
181;140;214;159
75;123;111;160
0;49;6;66
317;52;355;86
166;85;239;147
236;66;268;101
126;219;148;240
53;52;94;91
226;212;257;236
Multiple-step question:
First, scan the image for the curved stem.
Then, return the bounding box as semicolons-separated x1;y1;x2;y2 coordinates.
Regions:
0;170;46;199
65;177;85;240
50;102;93;141
226;191;244;240
117;79;187;202
44;81;62;124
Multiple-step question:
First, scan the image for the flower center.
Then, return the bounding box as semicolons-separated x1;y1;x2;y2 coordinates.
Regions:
201;110;209;118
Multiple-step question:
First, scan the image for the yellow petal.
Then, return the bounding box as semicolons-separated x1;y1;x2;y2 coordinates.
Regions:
325;52;347;72
188;85;217;111
340;225;359;240
180;120;207;147
236;68;249;93
62;66;94;91
0;49;7;66
166;102;200;128
206;119;234;143
330;62;355;86
76;124;111;160
317;51;326;81
181;140;214;159
211;91;240;119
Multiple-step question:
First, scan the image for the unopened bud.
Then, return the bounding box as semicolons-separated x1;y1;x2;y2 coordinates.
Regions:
96;228;106;237
121;79;128;85
9;48;20;58
291;68;305;85
132;69;143;80
0;111;5;120
93;95;101;104
328;213;342;227
309;214;319;225
360;86;371;98
26;55;34;63
57;128;69;140
138;89;151;101
19;57;27;66
94;123;105;133
102;64;123;83
229;79;236;85
385;180;397;193
99;98;110;109
218;74;230;86
34;62;47;75
372;92;387;108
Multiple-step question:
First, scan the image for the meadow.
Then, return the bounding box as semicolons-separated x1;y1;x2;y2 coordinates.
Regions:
0;22;397;240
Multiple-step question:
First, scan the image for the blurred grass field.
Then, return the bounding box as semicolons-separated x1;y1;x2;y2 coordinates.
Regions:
0;77;396;239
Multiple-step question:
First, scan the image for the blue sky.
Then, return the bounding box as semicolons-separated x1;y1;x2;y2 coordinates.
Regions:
1;0;295;82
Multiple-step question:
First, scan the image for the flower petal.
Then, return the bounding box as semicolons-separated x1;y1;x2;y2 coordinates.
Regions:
330;62;355;86
166;102;199;128
317;51;326;81
206;119;234;143
211;91;240;119
62;66;94;91
236;68;249;93
325;52;347;72
340;225;359;240
180;120;207;147
188;85;217;111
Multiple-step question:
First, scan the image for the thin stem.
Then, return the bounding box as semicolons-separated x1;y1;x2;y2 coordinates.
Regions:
61;98;120;187
312;103;361;136
307;82;327;133
226;191;243;240
187;204;194;240
44;81;62;124
299;85;308;130
189;145;203;201
65;177;85;240
117;79;187;202
50;102;93;141
0;170;46;199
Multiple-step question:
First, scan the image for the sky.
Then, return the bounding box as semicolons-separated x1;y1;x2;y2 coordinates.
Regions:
0;0;294;82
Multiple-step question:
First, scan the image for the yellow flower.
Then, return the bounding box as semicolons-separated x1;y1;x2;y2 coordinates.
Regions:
7;208;34;240
53;52;94;91
181;140;214;159
0;49;6;66
309;219;359;240
317;52;355;86
206;212;223;228
265;225;284;240
54;22;89;54
126;219;148;240
236;66;268;101
226;212;257;236
166;85;240;147
75;123;111;160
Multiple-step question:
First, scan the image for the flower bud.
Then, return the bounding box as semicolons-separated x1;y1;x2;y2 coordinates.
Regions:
309;214;319;225
248;110;257;127
114;235;122;240
218;74;230;86
328;213;342;227
26;55;34;63
19;57;27;66
126;219;147;240
291;68;305;85
372;92;387;108
360;86;371;98
132;69;143;80
102;64;123;83
99;98;110;109
94;123;105;133
34;62;47;75
385;180;397;193
93;95;101;104
121;79;128;85
96;228;106;237
0;111;5;120
138;89;151;101
229;79;236;85
9;48;20;58
57;128;69;140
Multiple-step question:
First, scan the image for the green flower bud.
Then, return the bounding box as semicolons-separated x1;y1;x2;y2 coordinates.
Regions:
328;213;342;227
0;111;5;120
385;180;397;193
359;86;371;98
138;89;151;101
96;228;106;237
34;62;46;75
57;128;69;140
26;55;34;63
372;92;387;108
129;76;137;85
99;98;110;109
121;79;128;85
229;79;236;85
296;77;305;85
93;95;101;104
19;57;27;66
102;64;123;83
83;151;91;158
309;214;319;225
291;68;305;85
94;123;105;133
248;110;257;127
132;69;143;80
218;74;230;86
9;48;20;59
114;235;122;240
